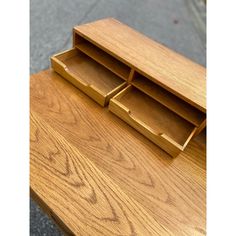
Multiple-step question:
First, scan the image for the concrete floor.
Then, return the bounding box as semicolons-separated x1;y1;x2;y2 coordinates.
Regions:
30;0;206;235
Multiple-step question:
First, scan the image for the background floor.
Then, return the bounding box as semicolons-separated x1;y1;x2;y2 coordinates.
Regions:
30;0;206;235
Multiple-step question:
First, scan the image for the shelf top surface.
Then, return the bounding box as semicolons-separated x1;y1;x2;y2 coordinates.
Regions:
74;18;206;112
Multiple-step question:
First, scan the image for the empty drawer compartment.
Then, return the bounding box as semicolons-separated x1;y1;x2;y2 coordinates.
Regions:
131;74;206;127
109;85;197;157
51;48;127;106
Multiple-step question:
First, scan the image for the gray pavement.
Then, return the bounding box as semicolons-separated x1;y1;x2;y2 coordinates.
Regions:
30;0;206;235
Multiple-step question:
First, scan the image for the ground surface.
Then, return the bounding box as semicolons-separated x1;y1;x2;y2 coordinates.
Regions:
30;0;206;235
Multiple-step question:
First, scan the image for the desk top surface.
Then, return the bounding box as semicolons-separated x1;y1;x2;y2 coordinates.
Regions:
30;69;206;235
74;18;206;112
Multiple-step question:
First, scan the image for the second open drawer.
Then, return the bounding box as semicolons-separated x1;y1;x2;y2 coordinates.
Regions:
51;48;127;106
109;85;198;157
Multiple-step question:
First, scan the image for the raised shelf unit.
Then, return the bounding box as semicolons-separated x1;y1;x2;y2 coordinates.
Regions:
51;18;206;157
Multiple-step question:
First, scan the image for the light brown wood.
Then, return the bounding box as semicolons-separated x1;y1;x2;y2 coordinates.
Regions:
30;70;206;235
75;40;131;80
51;48;127;106
109;85;197;157
31;111;170;235
132;74;206;127
74;18;206;112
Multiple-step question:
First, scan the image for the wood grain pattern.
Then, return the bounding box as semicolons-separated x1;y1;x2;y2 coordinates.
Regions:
31;111;170;235
74;18;206;112
31;70;206;235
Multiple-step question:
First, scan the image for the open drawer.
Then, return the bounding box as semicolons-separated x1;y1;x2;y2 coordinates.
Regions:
109;85;198;157
51;48;127;106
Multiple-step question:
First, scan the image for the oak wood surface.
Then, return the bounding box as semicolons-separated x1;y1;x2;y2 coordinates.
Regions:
30;69;206;235
74;18;206;112
31;111;170;235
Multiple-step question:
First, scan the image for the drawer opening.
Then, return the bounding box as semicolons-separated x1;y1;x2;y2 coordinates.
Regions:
74;33;131;80
131;73;206;127
51;48;127;106
110;86;197;149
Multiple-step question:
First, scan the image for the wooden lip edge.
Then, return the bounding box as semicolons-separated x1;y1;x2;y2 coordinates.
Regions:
106;81;127;98
30;187;74;236
112;84;132;100
182;127;198;149
73;24;206;113
194;118;207;137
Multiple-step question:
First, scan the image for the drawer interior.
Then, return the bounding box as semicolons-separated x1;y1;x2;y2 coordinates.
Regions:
113;86;196;146
53;48;126;95
131;73;206;127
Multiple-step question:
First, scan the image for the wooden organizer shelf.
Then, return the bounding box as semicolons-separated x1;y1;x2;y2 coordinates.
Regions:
51;18;206;157
51;48;127;106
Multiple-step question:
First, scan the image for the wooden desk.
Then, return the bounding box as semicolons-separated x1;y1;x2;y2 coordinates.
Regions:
30;69;206;235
